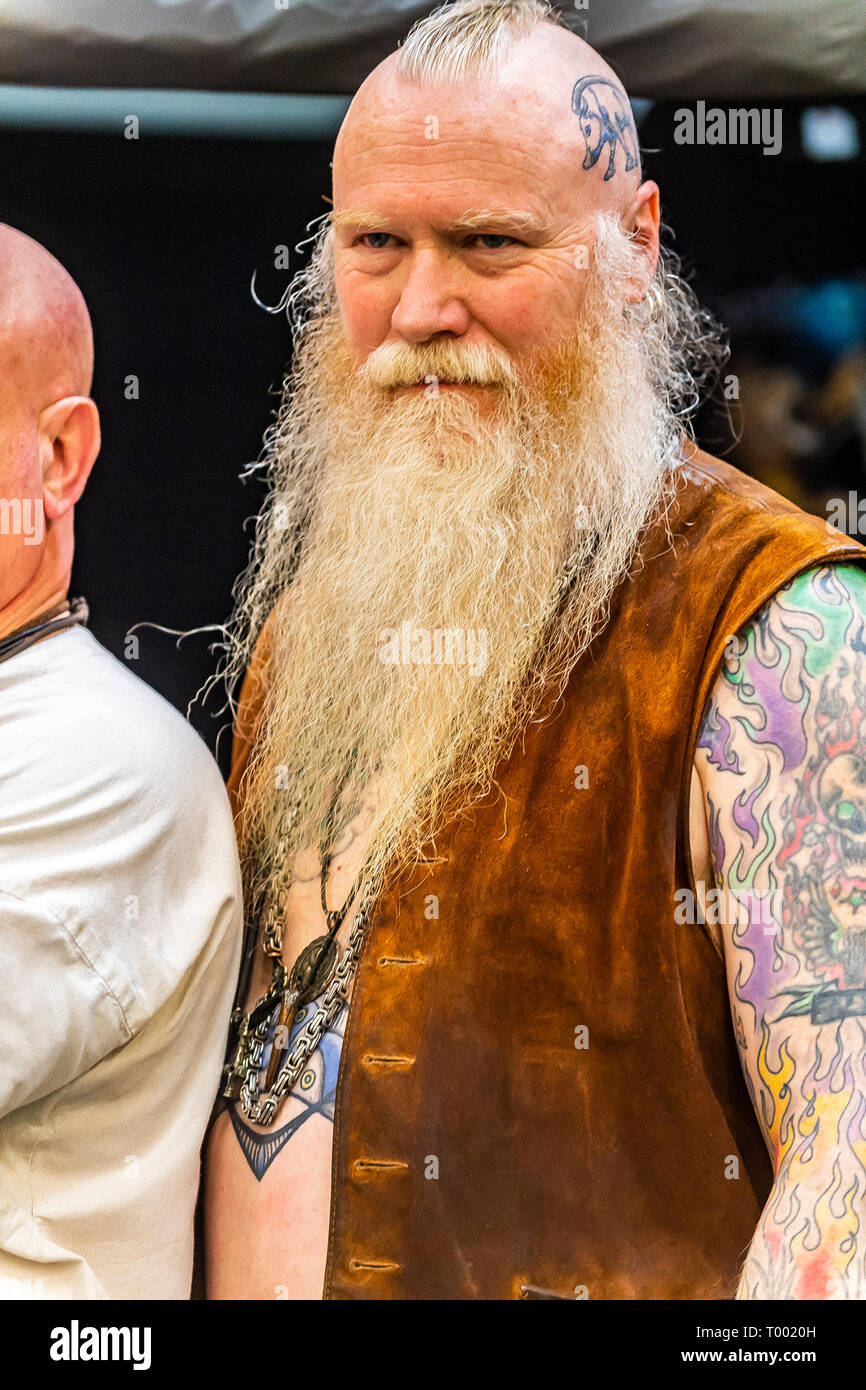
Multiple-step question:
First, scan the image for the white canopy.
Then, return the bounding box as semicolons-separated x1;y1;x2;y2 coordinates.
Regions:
0;0;863;99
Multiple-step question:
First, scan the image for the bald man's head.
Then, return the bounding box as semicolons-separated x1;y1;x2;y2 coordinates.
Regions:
334;0;642;225
0;223;93;417
0;224;100;634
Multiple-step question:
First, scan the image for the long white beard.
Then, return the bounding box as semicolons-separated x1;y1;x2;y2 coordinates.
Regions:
224;214;712;905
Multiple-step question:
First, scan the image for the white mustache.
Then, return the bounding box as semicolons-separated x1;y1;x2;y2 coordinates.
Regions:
359;340;519;390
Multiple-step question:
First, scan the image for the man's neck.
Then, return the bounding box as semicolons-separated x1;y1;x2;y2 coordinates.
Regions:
0;584;70;644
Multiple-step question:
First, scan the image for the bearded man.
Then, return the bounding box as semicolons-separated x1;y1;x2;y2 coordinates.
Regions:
204;0;866;1301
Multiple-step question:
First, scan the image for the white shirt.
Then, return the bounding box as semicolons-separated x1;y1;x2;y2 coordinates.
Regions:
0;626;242;1299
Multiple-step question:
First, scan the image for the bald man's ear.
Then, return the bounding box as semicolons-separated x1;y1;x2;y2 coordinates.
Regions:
38;396;100;521
622;180;660;305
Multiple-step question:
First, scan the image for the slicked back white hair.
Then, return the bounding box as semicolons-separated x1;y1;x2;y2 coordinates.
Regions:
398;0;559;83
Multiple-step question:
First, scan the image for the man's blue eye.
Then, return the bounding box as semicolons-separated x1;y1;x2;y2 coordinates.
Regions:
363;233;392;249
476;234;511;249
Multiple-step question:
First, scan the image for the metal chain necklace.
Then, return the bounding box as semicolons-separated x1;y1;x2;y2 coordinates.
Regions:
223;876;374;1127
221;783;377;1126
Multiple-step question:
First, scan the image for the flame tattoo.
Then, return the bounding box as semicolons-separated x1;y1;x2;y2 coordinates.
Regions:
697;563;866;1298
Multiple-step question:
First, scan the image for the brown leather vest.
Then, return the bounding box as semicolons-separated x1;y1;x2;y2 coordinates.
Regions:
228;450;864;1300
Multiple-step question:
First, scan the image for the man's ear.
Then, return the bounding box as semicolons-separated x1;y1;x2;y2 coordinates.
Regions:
622;180;660;304
38;396;101;521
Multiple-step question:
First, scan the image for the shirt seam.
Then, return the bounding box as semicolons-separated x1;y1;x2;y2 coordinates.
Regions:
0;886;134;1040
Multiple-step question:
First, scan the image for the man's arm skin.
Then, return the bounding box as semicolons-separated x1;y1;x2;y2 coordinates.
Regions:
696;562;866;1299
204;788;371;1299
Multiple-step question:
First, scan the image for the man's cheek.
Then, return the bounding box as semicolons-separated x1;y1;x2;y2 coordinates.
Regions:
482;295;561;357
339;295;391;357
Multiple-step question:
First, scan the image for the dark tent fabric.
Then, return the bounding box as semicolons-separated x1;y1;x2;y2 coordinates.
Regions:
0;0;864;99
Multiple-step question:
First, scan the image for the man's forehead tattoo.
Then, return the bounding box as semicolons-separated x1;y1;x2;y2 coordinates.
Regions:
571;75;639;182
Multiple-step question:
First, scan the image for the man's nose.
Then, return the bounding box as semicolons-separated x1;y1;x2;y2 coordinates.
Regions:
390;249;471;342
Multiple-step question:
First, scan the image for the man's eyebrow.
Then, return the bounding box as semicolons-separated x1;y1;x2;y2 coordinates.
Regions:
330;209;386;231
452;210;549;237
330;208;550;238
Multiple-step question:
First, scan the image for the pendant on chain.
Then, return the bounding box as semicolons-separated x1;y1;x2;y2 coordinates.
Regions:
263;934;340;1089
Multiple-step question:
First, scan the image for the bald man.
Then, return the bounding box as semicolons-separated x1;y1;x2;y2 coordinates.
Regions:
204;0;866;1300
0;224;242;1298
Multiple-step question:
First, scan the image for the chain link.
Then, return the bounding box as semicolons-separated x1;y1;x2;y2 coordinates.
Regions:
224;879;374;1126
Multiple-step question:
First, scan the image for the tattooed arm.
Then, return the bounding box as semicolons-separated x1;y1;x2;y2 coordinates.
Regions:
204;983;350;1299
204;797;370;1299
695;563;866;1300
